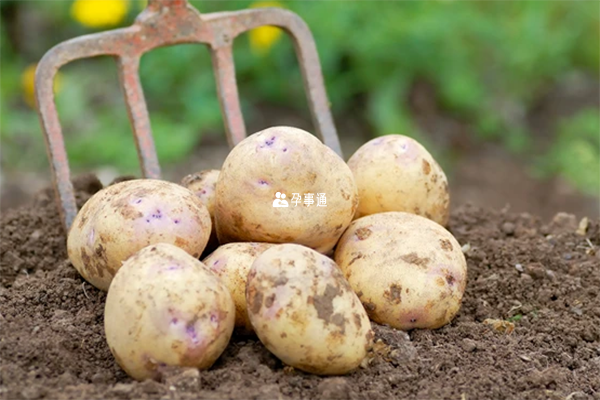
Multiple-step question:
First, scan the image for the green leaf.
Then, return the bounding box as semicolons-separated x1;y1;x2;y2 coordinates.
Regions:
508;314;523;322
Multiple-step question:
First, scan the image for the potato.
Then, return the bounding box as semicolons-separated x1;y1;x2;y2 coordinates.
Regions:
246;244;373;375
67;179;211;291
334;212;467;330
203;242;275;332
181;170;220;255
347;134;450;226
105;243;235;381
214;126;358;254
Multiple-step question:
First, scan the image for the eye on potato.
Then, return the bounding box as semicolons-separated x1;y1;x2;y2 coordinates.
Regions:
203;242;275;332
104;243;235;381
347;134;450;226
246;244;373;375
214;126;358;254
334;212;467;330
67;179;211;291
181;169;220;255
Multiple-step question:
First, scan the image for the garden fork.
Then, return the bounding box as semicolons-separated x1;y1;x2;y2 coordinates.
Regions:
34;0;341;233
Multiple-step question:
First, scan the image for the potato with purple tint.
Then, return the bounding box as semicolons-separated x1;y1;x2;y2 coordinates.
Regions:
246;244;373;375
214;126;358;254
334;212;467;330
105;243;235;381
67;179;211;291
203;242;275;332
181;170;220;255
348;134;450;226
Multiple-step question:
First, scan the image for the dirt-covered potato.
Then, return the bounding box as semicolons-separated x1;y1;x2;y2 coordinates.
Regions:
105;243;235;381
214;126;358;254
246;244;373;375
203;242;274;332
347;134;450;226
335;212;467;330
181;170;220;255
67;179;211;291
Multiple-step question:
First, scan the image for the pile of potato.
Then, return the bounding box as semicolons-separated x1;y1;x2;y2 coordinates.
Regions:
67;126;467;380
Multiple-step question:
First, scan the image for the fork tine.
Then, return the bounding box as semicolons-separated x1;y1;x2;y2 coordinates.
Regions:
204;8;342;156
35;29;144;232
286;22;341;156
211;45;247;147
117;56;161;179
35;61;77;231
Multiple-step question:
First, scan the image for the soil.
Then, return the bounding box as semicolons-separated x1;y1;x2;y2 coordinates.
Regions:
1;175;600;400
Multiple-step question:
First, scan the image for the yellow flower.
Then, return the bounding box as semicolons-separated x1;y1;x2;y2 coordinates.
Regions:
249;1;284;55
71;0;129;28
22;64;62;109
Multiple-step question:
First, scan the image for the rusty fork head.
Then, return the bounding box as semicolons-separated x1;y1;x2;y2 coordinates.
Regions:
34;0;340;233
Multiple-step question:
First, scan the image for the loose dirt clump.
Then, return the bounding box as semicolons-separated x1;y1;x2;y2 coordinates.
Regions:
1;177;599;400
0;174;102;287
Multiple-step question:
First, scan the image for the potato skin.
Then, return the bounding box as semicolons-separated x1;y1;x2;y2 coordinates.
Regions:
181;170;220;215
347;134;450;226
104;243;235;381
246;244;373;375
214;126;358;254
202;242;275;332
181;170;220;255
334;212;467;330
67;179;211;291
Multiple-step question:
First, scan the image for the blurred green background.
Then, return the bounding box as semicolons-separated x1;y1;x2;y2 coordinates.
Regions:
1;0;599;215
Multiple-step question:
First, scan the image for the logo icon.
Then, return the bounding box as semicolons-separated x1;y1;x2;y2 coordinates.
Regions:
272;192;289;208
